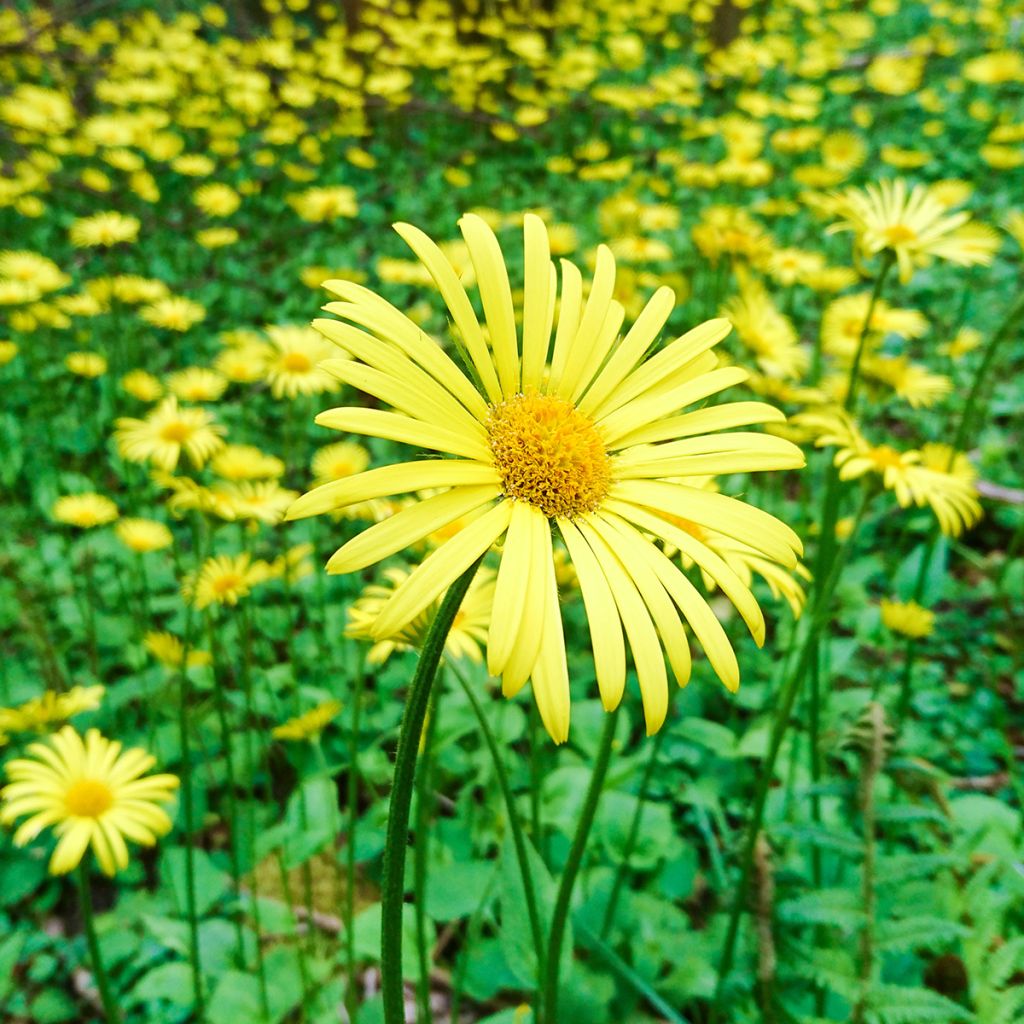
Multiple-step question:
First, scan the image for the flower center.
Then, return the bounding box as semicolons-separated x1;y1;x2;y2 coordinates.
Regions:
883;223;917;244
869;444;903;470
160;420;193;443
65;779;114;817
487;393;611;519
281;351;313;373
212;572;243;595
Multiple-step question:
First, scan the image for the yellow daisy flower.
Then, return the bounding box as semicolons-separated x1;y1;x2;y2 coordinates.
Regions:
211;444;285;481
53;494;119;529
311;441;371;487
287;215;804;741
0;686;105;734
68;212;140;248
143;632;212;669
182;553;272;610
347;566;496;666
114;395;226;471
1;726;178;876
120;370;164;402
880;599;935;639
264;325;342;399
139;296;206;332
272;700;343;742
64;352;107;378
829;179;1001;284
165;366;228;403
114;518;173;553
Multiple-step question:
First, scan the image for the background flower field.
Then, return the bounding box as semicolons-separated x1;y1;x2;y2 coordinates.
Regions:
1;1;1023;1023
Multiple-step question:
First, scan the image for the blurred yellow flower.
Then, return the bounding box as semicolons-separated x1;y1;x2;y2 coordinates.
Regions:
53;494;119;529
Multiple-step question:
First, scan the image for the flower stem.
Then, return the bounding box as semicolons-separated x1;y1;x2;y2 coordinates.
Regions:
895;287;1024;728
843;252;894;417
712;489;873;1018
380;557;483;1024
77;864;121;1024
950;288;1024;455
414;686;439;1024
599;725;665;939
177;517;206;1022
449;660;546;1016
344;647;365;1021
542;704;620;1024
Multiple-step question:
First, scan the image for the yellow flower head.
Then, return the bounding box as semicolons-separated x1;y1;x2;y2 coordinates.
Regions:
880;599;935;639
311;441;371;487
53;493;119;529
193;183;241;217
347;567;496;666
1;727;178;876
166;366;228;403
115;395;226;471
182;553;272;609
829;179;1001;284
115;518;173;554
140;296;206;332
143;632;212;669
211;480;298;525
0;686;105;734
69;212;140;248
264;325;342;399
720;276;806;380
120;369;164;402
0;251;69;293
286;215;804;741
272;700;343;742
211;444;285;481
64;352;108;378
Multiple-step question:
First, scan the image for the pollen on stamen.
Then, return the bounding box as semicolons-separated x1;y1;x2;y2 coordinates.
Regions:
486;392;611;519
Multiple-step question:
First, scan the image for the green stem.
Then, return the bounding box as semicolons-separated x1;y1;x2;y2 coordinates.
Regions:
414;687;439;1024
206;613;247;966
77;864;121;1024
542;705;620;1024
345;647;365;1022
712;490;873;1017
843;253;894;417
381;558;483;1024
950;289;1024;454
599;726;665;939
237;601;271;1022
82;539;99;678
895;288;1024;729
177;519;206;1022
449;660;546;1010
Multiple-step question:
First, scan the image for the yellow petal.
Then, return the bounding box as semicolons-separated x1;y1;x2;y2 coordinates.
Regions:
557;518;626;712
286;461;499;520
372;501;513;639
393;221;502;403
459;213;520;397
314;407;491;462
328;485;499;574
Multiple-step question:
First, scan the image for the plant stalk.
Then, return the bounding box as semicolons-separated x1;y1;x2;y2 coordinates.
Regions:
542;705;620;1024
380;558;483;1024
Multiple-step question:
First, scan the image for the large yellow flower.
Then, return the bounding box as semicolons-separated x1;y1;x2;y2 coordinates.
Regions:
829;179;1000;284
1;727;178;876
287;216;803;741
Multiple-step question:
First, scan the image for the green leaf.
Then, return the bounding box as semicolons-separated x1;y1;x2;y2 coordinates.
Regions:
160;847;231;917
126;960;194;1007
424;860;494;921
28;989;78;1023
